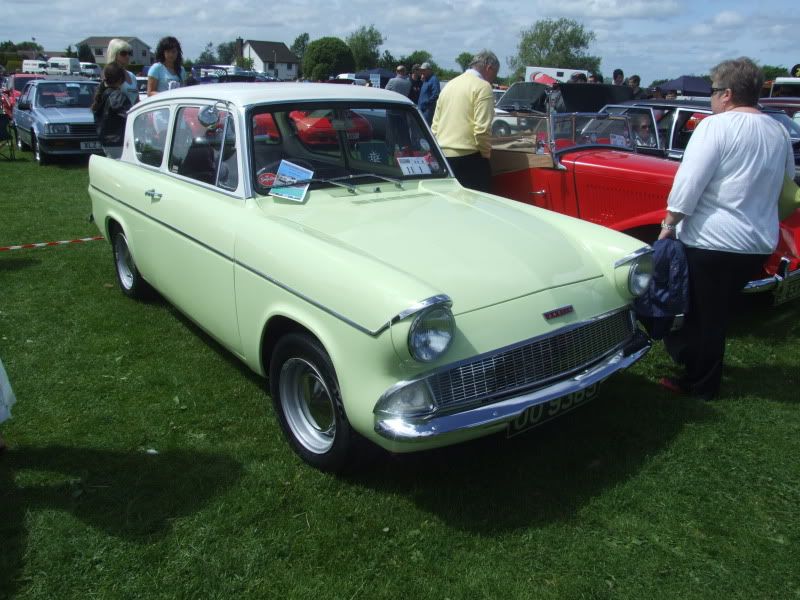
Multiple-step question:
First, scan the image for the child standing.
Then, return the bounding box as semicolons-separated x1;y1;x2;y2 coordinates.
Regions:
92;62;132;159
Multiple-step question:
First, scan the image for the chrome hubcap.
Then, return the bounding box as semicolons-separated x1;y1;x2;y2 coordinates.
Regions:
279;358;336;454
114;234;134;290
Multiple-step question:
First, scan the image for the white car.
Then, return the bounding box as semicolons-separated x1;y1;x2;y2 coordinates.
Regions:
80;62;101;79
87;83;653;471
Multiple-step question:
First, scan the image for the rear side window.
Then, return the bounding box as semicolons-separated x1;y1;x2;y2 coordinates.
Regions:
133;108;170;167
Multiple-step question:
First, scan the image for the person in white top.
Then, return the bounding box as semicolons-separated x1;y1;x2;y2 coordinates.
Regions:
657;57;795;400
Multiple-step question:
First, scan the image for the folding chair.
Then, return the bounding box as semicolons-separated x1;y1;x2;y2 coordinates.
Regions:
0;113;15;161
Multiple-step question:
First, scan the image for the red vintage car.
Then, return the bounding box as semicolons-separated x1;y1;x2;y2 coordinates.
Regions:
253;109;372;148
1;74;45;118
490;111;800;305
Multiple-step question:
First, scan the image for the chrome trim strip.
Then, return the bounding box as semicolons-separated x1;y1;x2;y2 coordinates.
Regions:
386;295;452;327
613;245;653;268
375;332;650;442
91;184;448;337
377;306;635;403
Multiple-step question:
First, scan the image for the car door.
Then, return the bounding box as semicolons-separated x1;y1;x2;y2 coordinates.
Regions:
125;104;243;353
13;83;34;144
669;109;710;160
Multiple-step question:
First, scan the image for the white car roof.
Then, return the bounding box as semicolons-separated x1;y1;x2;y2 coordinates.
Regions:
133;82;413;111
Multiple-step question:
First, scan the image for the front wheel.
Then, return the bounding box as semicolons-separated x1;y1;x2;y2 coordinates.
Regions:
269;333;358;472
492;121;511;137
111;227;151;299
32;134;47;165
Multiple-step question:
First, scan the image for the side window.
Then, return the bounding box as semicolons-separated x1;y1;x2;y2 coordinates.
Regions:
673;111;709;151
133;108;170;167
169;106;238;190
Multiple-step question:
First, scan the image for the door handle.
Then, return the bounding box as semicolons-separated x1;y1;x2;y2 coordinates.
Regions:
530;189;547;197
144;189;162;201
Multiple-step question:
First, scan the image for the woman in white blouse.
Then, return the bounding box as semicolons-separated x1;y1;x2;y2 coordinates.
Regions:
658;57;794;400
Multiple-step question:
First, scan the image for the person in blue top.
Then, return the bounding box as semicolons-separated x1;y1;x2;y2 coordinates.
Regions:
147;36;186;95
417;62;440;124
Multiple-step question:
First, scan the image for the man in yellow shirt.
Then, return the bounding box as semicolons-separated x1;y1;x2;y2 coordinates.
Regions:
431;50;499;192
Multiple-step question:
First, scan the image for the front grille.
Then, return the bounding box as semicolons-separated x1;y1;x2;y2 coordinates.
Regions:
69;123;96;136
427;309;634;411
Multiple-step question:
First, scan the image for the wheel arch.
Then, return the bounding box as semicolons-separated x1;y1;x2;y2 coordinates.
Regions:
260;315;326;381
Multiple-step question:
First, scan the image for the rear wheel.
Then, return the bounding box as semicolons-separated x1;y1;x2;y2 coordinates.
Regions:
269;333;357;472
111;226;151;299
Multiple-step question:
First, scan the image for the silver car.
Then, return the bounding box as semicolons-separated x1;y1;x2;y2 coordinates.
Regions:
13;79;101;165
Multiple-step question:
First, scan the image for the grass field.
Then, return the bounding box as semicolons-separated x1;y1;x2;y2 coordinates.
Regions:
1;149;799;599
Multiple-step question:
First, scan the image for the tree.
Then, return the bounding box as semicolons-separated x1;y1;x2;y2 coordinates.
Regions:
197;42;217;64
290;33;310;62
346;25;383;71
397;50;433;71
78;44;93;63
455;52;473;72
64;45;77;58
16;41;44;53
376;50;397;71
510;18;600;75
235;57;254;70
303;37;354;80
217;41;237;65
760;64;788;80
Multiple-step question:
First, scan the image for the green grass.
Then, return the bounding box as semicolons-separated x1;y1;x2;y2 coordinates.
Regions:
1;149;799;599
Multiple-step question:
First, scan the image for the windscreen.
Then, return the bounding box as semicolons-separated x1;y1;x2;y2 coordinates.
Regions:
35;81;97;108
250;102;448;194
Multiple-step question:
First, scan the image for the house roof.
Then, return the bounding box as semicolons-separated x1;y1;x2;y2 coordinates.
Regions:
244;40;299;64
76;36;151;50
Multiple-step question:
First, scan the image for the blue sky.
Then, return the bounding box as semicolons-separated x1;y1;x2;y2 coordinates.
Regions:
2;0;797;85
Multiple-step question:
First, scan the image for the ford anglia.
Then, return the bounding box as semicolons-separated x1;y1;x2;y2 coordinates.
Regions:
89;83;654;471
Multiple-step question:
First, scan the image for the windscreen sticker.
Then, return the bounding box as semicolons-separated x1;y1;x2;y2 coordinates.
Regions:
257;172;277;187
269;160;314;203
397;156;432;175
609;133;628;148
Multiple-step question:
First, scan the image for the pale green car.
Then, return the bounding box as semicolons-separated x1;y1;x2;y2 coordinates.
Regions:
89;83;653;471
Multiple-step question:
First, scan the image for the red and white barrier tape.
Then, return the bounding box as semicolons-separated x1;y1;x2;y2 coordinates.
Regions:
0;235;104;252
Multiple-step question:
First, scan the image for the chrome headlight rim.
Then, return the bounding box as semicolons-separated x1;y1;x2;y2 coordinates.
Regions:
407;304;455;363
614;246;653;298
628;258;653;296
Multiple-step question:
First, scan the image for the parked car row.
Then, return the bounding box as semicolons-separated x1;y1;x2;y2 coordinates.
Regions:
8;82;799;472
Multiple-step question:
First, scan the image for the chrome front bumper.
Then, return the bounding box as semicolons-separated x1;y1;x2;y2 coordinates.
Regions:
742;257;800;304
374;330;650;444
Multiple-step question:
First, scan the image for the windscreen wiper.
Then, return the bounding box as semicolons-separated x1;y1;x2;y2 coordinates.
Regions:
261;173;404;194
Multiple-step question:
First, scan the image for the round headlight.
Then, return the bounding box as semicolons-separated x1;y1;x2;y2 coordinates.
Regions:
628;254;653;296
407;305;455;362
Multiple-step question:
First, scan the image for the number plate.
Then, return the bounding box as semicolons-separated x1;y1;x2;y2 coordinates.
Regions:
81;141;102;150
507;382;601;438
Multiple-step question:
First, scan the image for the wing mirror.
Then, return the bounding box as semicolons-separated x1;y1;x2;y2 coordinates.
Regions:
17;100;31;110
197;106;219;128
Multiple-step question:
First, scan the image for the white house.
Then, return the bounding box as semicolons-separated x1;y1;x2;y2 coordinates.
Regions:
241;40;300;80
76;36;153;68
